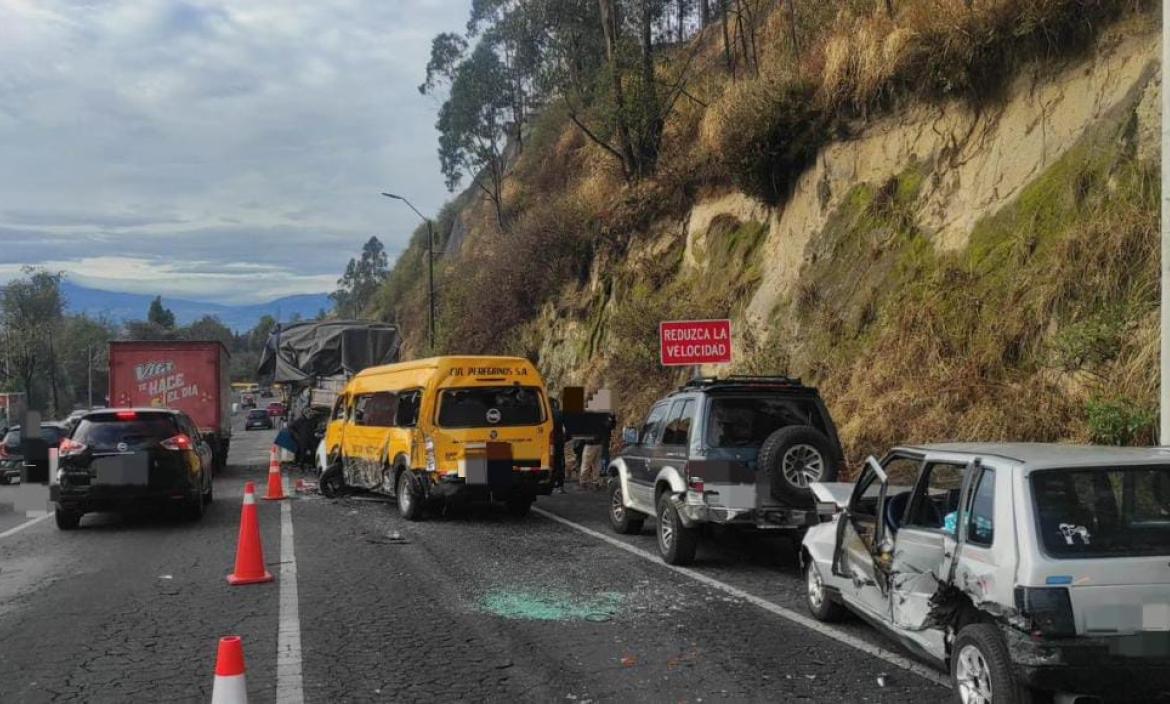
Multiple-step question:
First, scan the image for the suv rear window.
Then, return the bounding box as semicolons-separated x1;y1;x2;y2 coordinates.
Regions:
248;409;268;419
74;413;180;451
705;395;826;448
1031;466;1170;558
436;387;545;428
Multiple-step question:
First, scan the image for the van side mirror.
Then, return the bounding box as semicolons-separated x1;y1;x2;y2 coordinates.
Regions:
622;427;639;445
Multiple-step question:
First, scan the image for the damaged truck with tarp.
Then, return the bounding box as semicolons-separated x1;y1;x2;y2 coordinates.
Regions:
256;320;401;467
801;443;1170;704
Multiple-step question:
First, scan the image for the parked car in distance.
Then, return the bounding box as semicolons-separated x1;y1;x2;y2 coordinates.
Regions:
801;443;1170;704
266;402;285;418
52;408;214;529
607;376;845;565
0;422;68;485
241;394;256;409
245;408;274;431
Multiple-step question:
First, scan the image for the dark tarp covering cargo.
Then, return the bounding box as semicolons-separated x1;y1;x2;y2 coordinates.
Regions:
256;320;401;384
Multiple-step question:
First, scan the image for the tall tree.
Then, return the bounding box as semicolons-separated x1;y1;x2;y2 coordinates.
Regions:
435;43;513;229
331;236;391;318
147;295;176;329
0;268;65;413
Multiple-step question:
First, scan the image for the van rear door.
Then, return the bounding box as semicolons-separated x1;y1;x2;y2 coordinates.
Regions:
433;385;549;468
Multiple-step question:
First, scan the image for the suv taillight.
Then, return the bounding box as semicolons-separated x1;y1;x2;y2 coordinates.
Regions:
160;434;193;451
59;438;87;457
1015;587;1076;638
684;462;704;494
0;444;7;459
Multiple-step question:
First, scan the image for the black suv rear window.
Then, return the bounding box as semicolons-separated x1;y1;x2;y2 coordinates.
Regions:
1032;466;1170;558
436;387;545;428
74;413;180;451
705;395;826;448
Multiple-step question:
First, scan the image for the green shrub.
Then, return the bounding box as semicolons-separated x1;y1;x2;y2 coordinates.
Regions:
1085;398;1156;445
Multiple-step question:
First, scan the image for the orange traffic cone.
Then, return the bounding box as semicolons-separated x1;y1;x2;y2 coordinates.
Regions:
210;635;248;703
227;482;274;586
263;447;286;501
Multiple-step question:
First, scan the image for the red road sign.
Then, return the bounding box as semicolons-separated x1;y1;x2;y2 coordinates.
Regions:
660;319;732;366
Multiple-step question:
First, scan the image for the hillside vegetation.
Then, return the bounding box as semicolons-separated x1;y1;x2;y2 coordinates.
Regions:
370;0;1160;467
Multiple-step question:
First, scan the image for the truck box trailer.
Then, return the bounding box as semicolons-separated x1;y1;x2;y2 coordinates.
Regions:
108;340;232;469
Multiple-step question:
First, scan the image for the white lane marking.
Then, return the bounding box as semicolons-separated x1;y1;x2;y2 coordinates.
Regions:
532;507;952;689
276;477;305;704
0;512;52;540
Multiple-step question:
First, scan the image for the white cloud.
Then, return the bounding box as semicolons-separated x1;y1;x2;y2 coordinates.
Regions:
0;0;469;301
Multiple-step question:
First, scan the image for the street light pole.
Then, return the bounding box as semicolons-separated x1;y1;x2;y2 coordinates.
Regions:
381;192;436;352
1161;0;1169;444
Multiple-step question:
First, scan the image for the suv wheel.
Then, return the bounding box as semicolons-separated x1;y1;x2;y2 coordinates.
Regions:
759;426;840;505
804;559;846;622
656;492;697;565
397;470;424;521
608;477;645;534
951;624;1031;704
55;507;81;530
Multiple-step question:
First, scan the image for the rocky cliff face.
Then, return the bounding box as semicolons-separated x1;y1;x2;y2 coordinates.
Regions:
399;15;1160;463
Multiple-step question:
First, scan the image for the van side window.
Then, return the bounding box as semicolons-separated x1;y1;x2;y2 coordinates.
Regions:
396;390;421;428
332;395;348;421
358;392;396;428
661;400;694;447
353;395;373;426
967;469;995;546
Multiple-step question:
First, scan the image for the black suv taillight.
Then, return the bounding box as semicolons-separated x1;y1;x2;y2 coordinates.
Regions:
1015;586;1077;638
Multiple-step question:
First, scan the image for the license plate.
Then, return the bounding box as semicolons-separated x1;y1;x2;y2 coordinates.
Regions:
94;454;149;485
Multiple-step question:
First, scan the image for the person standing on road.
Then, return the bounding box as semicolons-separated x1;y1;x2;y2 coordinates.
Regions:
550;399;566;492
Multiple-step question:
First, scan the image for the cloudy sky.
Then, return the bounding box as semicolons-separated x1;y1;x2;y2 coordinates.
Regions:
0;0;467;305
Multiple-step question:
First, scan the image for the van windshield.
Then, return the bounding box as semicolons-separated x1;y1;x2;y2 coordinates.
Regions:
1031;466;1170;558
436;387;545;428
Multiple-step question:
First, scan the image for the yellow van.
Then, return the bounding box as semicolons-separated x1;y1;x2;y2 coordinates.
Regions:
321;356;555;518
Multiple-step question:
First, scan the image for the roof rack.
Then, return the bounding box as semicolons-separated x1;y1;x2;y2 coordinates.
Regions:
680;375;806;391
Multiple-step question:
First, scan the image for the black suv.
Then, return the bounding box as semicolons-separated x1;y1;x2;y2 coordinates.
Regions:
607;376;845;564
52;408;215;529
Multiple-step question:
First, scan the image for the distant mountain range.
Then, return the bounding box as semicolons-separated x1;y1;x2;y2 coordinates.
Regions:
61;281;332;333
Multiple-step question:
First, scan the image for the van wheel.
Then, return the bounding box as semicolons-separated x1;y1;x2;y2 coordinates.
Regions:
951;624;1031;704
55;507;81;530
320;457;345;498
506;495;533;518
656;493;698;565
608;477;644;534
397;470;424;521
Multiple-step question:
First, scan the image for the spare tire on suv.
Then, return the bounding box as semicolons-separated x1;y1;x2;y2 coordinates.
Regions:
758;425;840;505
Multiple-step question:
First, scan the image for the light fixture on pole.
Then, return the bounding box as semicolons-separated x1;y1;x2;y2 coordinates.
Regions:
381;192;436;352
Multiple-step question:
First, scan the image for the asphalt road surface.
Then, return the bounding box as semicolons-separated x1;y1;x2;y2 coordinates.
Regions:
0;415;952;703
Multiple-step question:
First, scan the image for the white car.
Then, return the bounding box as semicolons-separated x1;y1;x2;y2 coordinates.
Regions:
801;443;1170;704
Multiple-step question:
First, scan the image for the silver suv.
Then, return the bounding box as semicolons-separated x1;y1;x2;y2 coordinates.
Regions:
607;376;845;565
801;443;1170;703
